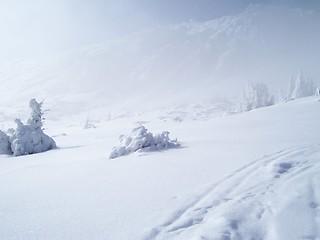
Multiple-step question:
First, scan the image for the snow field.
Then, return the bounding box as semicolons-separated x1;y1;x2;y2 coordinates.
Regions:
0;97;319;239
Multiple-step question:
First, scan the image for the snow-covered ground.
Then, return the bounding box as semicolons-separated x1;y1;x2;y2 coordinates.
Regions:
0;96;319;240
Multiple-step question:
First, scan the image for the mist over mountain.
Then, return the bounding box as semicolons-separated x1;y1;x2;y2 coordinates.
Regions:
1;4;319;114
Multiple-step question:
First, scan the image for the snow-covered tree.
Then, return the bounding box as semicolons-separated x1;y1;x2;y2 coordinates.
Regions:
286;77;296;101
0;130;12;155
278;88;286;103
84;117;96;129
239;82;274;112
287;72;316;100
27;98;45;130
10;99;56;156
109;125;179;159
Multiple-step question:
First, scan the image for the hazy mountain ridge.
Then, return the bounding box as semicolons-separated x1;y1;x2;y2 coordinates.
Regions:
1;4;319;115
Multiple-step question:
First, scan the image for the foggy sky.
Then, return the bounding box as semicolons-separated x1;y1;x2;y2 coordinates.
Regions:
0;0;319;63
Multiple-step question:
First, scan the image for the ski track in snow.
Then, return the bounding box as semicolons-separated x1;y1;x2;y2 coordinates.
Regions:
144;144;320;240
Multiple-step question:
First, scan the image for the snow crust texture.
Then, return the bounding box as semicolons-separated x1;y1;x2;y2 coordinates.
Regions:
109;125;179;159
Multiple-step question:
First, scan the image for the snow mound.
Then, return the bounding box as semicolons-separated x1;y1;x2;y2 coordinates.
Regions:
109;125;179;159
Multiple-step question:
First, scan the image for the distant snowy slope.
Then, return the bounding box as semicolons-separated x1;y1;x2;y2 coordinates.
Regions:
0;4;319;115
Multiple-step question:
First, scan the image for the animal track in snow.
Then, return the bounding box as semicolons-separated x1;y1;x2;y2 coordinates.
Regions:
145;144;320;240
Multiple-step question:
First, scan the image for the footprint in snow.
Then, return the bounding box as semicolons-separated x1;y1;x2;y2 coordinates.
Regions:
309;202;319;209
273;161;295;178
277;162;294;173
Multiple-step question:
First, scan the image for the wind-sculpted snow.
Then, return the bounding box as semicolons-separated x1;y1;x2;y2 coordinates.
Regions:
109;125;179;159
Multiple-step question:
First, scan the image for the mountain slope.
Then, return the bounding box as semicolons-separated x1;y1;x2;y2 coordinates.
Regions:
0;4;319;116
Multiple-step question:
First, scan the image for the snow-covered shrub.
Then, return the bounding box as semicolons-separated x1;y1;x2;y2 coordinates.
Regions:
239;82;274;112
109;125;179;159
0;130;12;154
10;99;56;156
287;72;316;100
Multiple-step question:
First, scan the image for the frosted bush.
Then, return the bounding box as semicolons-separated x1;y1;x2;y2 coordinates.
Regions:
0;130;12;154
10;99;56;156
109;125;179;159
239;82;274;112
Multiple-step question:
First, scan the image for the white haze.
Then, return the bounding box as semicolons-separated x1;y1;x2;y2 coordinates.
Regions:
0;2;320;117
0;0;153;63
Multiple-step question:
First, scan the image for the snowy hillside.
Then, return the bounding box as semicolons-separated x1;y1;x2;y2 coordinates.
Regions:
0;4;320;117
0;3;319;239
0;96;319;240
